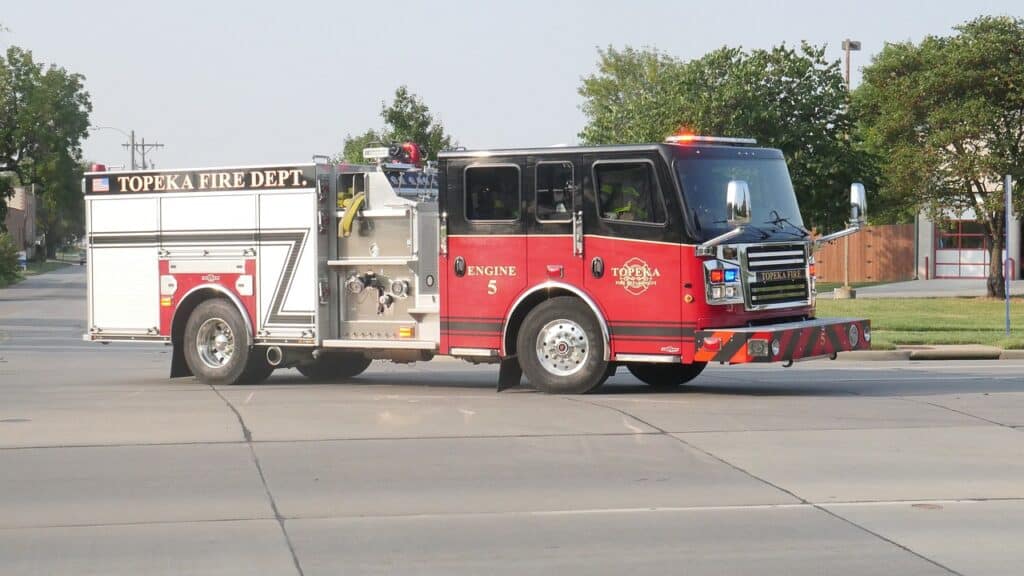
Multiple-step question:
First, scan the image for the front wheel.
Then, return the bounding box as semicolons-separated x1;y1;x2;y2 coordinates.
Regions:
627;362;707;389
517;296;608;394
297;352;372;382
183;299;253;386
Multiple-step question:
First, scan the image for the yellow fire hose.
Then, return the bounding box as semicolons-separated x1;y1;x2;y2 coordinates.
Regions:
339;192;366;237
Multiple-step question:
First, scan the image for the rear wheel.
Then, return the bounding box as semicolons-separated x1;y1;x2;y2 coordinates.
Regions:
627;362;707;389
517;297;608;394
297;352;372;382
183;299;252;386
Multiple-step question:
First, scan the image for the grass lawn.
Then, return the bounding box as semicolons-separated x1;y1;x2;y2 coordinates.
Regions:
815;281;889;293
24;260;71;276
0;259;72;288
817;297;1024;349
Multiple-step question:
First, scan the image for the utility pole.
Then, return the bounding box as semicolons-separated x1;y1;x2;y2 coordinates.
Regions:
126;132;135;170
121;130;164;170
835;39;862;300
137;137;164;170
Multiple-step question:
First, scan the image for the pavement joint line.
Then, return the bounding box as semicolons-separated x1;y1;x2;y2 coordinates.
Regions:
568;396;966;576
0;420;1008;451
208;383;305;576
894;396;1019;431
0;515;278;532
0;431;667;451
813;505;966;576
5;497;1023;531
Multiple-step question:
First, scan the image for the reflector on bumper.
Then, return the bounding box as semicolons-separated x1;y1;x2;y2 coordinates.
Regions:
695;317;870;364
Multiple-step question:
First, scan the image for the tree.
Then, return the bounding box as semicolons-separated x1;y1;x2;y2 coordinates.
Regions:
339;86;454;163
855;16;1024;297
578;43;873;232
0;45;91;254
340;129;385;165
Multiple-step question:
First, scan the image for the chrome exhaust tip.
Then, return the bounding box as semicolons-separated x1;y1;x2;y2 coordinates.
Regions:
266;346;284;367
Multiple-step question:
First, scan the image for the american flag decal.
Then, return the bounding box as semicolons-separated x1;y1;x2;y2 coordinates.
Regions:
92;177;110;192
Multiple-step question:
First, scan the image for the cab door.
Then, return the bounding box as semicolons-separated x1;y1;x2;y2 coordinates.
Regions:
581;156;686;359
441;160;527;354
526;157;584;287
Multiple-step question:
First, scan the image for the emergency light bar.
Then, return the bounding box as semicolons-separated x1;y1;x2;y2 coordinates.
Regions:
665;135;758;146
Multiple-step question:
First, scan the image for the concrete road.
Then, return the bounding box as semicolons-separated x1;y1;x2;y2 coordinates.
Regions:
2;266;1024;575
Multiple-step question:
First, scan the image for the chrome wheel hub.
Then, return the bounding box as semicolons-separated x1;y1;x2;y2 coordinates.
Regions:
535;319;589;376
196;318;235;369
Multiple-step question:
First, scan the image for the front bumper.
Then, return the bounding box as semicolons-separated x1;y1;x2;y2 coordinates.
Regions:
694;317;870;364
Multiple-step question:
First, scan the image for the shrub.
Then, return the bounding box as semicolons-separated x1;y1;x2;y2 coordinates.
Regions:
0;233;20;283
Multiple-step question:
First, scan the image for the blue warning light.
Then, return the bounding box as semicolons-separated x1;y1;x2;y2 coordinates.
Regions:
724;269;738;283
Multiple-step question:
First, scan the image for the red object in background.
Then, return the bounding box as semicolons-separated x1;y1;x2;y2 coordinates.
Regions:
91;163;107;172
401;142;423;166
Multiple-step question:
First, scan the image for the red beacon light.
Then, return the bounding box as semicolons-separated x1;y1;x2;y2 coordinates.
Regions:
388;142;425;167
91;163;107;172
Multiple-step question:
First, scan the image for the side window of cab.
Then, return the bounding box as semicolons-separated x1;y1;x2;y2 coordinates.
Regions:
594;161;665;224
465;165;520;222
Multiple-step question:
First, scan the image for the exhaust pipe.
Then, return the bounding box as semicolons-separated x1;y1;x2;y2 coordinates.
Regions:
266;346;284;367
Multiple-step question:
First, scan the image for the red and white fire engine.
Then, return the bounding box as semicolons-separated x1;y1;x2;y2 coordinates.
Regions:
83;136;870;393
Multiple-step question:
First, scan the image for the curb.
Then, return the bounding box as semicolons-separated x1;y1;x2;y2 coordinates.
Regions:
836;346;1022;361
836;350;912;361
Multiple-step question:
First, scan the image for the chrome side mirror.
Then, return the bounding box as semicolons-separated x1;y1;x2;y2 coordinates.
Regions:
850;182;867;225
726;180;752;227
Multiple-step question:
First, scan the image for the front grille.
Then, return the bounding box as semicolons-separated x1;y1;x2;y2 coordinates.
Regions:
744;243;809;307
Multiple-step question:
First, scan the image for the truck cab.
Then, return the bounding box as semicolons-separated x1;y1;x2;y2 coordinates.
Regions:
438;136;869;393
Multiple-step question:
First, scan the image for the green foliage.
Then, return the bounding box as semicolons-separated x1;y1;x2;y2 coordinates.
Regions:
0;46;91;250
339;86;454;163
0;232;19;284
340;129;386;164
578;43;872;232
854;15;1024;296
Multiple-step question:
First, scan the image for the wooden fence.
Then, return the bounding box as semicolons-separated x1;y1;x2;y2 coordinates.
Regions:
814;224;915;283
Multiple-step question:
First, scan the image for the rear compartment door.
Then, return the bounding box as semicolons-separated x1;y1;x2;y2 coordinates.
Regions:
257;185;318;340
86;194;161;337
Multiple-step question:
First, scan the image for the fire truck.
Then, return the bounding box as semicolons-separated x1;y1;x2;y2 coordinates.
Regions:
82;136;870;393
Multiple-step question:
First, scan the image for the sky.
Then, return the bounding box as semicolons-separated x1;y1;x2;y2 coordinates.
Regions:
3;0;1023;169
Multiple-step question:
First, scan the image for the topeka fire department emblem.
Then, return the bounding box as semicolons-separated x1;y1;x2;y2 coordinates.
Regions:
612;257;661;296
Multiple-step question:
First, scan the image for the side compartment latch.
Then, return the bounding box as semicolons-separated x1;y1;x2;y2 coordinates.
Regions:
318;279;329;305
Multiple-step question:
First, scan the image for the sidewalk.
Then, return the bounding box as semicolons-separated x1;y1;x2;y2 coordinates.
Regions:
826;278;1024;299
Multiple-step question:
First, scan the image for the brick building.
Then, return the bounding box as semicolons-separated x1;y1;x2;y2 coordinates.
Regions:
3;187;37;259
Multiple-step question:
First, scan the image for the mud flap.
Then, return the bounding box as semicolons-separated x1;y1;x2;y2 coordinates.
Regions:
496;357;522;392
170;343;193;378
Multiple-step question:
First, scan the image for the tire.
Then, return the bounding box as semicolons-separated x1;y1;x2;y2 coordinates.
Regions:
627;362;707;389
183;299;253;386
240;354;275;385
297;352;372;382
517;296;608;394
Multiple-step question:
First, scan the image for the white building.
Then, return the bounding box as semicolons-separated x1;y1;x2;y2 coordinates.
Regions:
916;209;1022;280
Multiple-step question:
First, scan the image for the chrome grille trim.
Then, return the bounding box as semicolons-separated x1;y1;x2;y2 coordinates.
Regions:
742;243;811;310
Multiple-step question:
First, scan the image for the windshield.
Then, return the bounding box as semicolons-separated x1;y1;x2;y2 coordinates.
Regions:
673;149;805;242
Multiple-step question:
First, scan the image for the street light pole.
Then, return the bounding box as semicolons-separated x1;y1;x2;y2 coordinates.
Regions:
92;125;136;170
842;39;861;91
836;39;862;300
